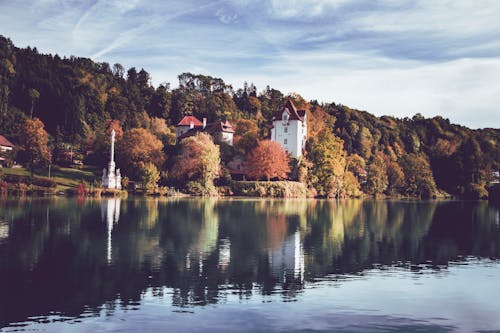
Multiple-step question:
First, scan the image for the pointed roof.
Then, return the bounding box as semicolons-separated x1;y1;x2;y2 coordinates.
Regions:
177;115;203;127
273;99;305;122
207;120;235;134
0;134;14;148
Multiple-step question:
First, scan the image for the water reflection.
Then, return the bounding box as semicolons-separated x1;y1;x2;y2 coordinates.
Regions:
101;198;120;263
0;198;499;328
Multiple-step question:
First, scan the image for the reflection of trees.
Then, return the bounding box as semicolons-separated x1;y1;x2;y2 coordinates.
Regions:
1;198;500;327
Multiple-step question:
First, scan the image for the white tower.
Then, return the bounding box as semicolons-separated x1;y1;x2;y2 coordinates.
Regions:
102;129;122;189
270;100;307;158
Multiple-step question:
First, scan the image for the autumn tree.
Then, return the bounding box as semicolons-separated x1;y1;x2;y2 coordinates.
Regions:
365;152;388;196
150;116;176;146
172;132;220;195
386;160;405;195
245;140;290;181
19;118;51;176
306;129;347;197
116;128;164;179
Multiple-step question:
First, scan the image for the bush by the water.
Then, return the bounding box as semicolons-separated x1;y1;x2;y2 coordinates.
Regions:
230;181;308;198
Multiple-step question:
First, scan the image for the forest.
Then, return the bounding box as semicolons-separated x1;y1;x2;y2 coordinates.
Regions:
0;34;499;198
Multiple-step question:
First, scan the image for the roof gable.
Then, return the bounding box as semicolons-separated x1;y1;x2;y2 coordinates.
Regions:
0;135;14;147
177;115;203;127
207;120;235;134
273;99;305;122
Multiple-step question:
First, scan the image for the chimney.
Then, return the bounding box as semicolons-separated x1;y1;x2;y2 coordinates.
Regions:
189;120;194;129
203;117;207;129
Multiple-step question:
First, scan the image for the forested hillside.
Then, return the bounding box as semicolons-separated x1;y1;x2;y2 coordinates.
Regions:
1;35;498;198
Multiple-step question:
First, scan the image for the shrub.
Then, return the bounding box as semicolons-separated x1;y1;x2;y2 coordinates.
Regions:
230;181;307;198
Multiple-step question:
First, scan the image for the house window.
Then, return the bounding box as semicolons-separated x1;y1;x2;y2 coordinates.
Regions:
284;139;288;144
284;127;288;133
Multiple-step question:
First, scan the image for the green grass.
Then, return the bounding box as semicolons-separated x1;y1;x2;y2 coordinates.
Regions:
1;166;98;191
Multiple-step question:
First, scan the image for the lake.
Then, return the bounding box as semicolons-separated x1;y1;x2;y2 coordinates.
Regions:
1;198;499;332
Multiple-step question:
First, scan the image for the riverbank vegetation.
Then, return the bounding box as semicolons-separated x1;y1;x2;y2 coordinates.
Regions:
1;35;499;199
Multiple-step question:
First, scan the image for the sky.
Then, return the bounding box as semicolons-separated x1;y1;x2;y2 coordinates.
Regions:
0;0;499;129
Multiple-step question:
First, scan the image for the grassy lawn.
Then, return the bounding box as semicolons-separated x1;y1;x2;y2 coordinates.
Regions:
1;166;98;191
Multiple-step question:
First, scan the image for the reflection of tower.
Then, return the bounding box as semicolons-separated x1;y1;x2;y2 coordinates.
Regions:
101;198;121;263
101;129;122;189
268;231;304;282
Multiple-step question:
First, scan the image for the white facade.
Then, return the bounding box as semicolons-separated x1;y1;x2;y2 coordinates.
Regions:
271;107;307;158
216;131;234;146
0;145;12;152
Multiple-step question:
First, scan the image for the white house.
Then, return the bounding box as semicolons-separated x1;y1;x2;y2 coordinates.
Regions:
270;100;307;158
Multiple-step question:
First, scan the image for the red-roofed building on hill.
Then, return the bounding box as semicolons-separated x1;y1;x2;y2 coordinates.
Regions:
0;135;14;153
0;134;15;167
176;115;205;139
270;99;307;157
206;120;235;145
176;115;235;146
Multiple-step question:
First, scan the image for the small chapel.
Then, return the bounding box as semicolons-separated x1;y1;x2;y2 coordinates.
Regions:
102;129;122;189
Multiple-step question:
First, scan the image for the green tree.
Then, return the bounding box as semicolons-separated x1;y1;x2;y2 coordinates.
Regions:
140;162;160;194
401;153;437;198
365;152;388;196
172;132;220;195
306;129;347;197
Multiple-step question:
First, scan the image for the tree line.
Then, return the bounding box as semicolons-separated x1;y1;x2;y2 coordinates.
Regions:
0;34;499;198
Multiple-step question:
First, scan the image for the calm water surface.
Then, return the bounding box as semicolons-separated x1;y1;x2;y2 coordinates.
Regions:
0;198;499;332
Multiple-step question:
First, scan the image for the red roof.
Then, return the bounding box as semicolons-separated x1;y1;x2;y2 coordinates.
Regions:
177;115;203;127
273;99;305;122
0;135;14;148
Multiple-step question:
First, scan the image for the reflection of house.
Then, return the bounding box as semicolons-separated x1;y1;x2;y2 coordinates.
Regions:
218;238;231;270
176;115;235;146
101;198;121;263
270;100;307;157
268;231;304;281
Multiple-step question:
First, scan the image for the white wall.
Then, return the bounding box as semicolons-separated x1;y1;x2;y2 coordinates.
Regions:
271;119;303;157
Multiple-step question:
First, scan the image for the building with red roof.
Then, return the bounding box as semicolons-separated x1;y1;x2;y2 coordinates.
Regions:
176;115;235;146
270;100;307;157
0;135;14;152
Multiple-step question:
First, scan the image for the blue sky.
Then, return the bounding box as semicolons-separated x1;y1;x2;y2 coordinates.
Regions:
1;0;499;128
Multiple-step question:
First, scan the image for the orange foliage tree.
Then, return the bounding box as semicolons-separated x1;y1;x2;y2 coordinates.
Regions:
116;128;164;178
19;118;52;176
245;140;290;181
